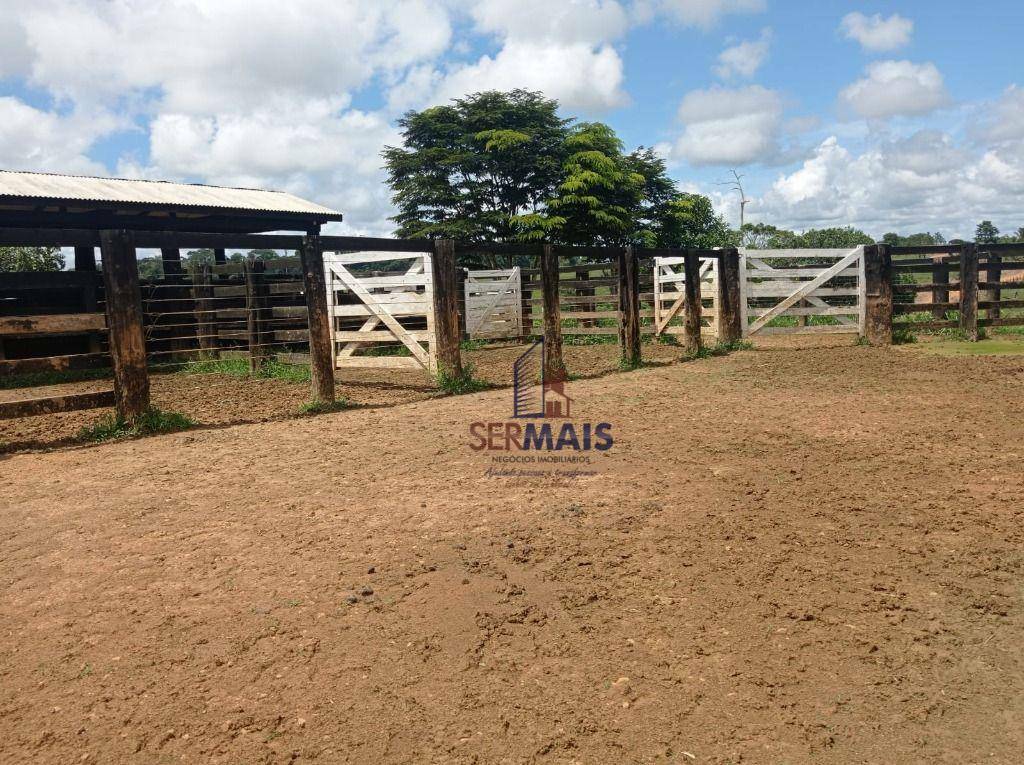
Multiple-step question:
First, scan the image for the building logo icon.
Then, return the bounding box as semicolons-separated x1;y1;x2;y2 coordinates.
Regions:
512;338;573;419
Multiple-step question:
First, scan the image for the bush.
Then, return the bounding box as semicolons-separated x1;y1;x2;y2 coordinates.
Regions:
77;408;195;443
297;399;351;416
435;363;490;395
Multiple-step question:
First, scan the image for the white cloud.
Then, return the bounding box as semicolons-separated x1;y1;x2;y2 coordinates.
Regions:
713;28;772;79
644;0;766;29
432;42;628;111
975;85;1024;144
839;60;949;119
840;12;913;52
403;0;630;112
0;98;112;174
750;128;1023;237
671;85;783;165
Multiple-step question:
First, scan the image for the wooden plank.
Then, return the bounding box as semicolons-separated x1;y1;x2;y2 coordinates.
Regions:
274;329;310;342
682;251;703;354
467;268;519;336
748;248;863;334
0;313;106;336
959;243;979;341
716;249;741;342
0;352;109;376
863;244;893;346
99;229;150;420
334;330;431;342
335;355;423;369
299;231;336;403
750;305;859;317
324;250;426;265
618;247;641;367
541;244;567;381
0;271;102;290
0;389;116;420
758;325;860;336
430;240;460;376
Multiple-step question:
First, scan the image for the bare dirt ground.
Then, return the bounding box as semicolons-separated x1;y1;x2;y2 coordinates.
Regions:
2;341;1023;764
0;340;689;453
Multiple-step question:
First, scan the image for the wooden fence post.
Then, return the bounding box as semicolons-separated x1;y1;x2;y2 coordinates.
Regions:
682;250;703;354
193;264;218;357
74;246;97;271
618;246;641;368
959;242;979;341
862;243;893;346
456;265;469;341
932;255;950;321
540;244;567;382
214;248;227;266
244;256;270;373
299;230;335;403
99;229;150;421
986;251;1001;321
431;239;463;379
716;248;743;344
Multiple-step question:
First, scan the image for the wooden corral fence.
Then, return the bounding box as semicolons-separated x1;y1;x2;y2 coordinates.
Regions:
464;267;522;340
887;241;1024;340
3;232;1018;425
324;250;436;371
738;247;865;337
653;254;719;340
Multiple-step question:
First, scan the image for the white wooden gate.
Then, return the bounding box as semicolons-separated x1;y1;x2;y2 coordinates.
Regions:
739;247;865;337
324;251;436;371
653;255;720;338
464;267;522;339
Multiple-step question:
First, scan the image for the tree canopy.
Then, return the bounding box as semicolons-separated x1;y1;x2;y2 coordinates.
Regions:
738;223;873;249
0;246;64;272
383;90;731;250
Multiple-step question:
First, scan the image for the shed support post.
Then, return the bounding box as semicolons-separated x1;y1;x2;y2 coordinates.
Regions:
541;244;567;382
431;239;464;379
214;248;227;266
74;246;97;271
682;250;703;355
299;230;335;404
959;242;979;341
716;248;743;344
244;256;270;373
99;229;150;422
862;243;893;346
618;245;641;368
193;264;218;357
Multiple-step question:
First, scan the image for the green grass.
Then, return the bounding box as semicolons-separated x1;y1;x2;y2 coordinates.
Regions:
77;407;195;443
917;336;1024;357
177;356;310;382
297;398;351;416
892;328;918;344
681;339;753;362
435;363;491;395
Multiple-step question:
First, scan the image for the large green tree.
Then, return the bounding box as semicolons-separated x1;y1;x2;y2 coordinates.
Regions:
975;220;1000;244
383;89;569;242
0;246;64;272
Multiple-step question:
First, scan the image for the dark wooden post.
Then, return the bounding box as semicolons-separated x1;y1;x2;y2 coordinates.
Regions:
986;252;1002;321
540;244;567;382
716;249;743;344
161;247;183;279
959;242;979;341
214;248;227;266
99;230;150;421
431;239;464;379
456;265;469;341
299;230;335;403
520;264;534;340
617;246;641;368
682;250;703;354
931;255;950;321
577;267;595;327
244;256;270;373
862;243;893;346
192;263;218;356
74;246;97;271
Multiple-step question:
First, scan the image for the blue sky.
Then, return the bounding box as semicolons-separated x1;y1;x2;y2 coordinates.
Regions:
1;0;1022;240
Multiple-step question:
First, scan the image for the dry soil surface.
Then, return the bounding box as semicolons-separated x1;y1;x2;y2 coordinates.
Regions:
1;343;1023;764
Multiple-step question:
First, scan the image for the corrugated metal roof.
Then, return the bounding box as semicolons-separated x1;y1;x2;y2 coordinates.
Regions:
0;170;342;218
